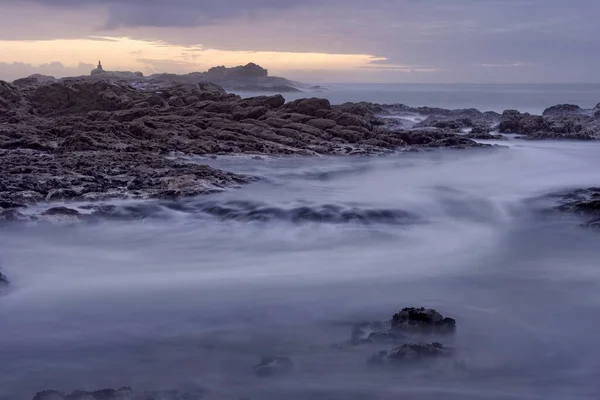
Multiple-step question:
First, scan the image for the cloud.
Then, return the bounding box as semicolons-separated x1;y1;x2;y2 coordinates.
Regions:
480;62;532;68
9;0;320;28
1;0;599;82
0;62;94;82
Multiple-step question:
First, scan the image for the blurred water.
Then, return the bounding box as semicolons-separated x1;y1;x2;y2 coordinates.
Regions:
1;140;600;399
237;83;600;114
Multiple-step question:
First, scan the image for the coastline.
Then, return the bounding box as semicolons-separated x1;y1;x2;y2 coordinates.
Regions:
1;77;599;221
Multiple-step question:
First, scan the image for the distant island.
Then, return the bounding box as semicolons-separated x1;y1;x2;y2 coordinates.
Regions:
12;61;324;93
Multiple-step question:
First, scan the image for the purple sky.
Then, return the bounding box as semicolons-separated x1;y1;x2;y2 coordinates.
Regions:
1;0;599;82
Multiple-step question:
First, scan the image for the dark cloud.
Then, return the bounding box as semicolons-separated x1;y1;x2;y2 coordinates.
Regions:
8;0;320;28
1;0;599;82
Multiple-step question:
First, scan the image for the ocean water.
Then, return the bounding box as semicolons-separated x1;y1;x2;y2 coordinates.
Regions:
239;83;600;114
1;139;600;399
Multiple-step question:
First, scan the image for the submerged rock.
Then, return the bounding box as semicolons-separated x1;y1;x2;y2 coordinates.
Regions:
253;356;294;377
0;270;8;285
41;207;81;217
350;307;456;346
391;307;457;334
554;187;600;228
368;342;451;366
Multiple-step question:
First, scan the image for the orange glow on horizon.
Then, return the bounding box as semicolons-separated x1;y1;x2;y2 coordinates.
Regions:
0;37;387;76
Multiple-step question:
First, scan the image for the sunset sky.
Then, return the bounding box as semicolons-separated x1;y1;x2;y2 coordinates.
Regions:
0;0;598;83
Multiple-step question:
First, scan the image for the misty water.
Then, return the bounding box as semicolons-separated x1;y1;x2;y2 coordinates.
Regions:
2;139;600;399
240;83;600;114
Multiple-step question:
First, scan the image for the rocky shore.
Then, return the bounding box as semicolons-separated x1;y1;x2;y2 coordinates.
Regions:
0;78;496;217
2;74;600;221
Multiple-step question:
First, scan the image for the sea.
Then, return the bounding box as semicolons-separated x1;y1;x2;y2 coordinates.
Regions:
1;85;600;400
241;83;600;115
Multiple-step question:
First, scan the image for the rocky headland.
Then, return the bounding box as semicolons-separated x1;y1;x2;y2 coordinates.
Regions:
15;62;308;93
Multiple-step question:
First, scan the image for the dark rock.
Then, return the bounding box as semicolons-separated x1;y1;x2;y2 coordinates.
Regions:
0;271;8;285
556;188;600;216
253;356;294;377
368;342;450;365
543;104;582;116
349;307;456;347
351;321;405;345
391;307;457;334
283;97;331;116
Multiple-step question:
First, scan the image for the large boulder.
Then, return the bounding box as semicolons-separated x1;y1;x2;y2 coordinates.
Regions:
282;97;331;116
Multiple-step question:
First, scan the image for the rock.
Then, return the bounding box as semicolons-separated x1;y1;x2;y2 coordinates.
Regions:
41;207;81;217
253;356;294;377
0;271;8;285
543;104;582;116
349;307;456;346
391;307;457;334
368;342;450;365
555;188;600;216
283;98;331;116
351;321;405;345
464;132;505;140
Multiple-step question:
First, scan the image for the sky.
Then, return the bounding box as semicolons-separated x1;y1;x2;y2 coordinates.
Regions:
0;0;598;83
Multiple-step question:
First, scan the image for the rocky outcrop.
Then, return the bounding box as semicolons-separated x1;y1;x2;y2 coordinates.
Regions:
1;79;493;214
554;187;600;228
350;307;456;345
499;109;600;139
543;104;582;116
391;307;457;334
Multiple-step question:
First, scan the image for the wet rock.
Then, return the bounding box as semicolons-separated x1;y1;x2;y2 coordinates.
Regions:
253;356;294;377
351;321;405;345
554;188;600;228
368;342;450;366
391;307;457;334
464;132;505;140
282;98;331;116
0;271;8;285
350;307;456;346
543;104;582;116
0;78;527;217
499;108;599;139
41;207;81;217
556;188;600;214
